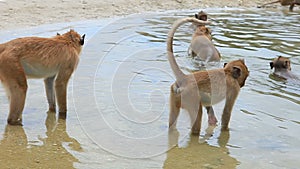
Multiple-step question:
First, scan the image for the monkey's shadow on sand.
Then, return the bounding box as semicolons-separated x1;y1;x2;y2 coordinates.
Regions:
163;127;239;169
0;112;82;168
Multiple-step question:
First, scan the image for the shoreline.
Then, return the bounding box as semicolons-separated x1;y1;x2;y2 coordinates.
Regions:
0;0;267;30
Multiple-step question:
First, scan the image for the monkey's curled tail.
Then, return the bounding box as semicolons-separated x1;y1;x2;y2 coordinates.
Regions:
167;17;211;83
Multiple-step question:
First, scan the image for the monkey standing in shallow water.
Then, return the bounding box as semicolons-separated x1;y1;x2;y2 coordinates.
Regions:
0;29;85;125
189;11;221;63
167;17;249;134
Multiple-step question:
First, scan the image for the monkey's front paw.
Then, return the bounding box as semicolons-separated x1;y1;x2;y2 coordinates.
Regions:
7;118;23;126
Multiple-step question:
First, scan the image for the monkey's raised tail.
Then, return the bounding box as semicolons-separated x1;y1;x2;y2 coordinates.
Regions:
167;17;210;83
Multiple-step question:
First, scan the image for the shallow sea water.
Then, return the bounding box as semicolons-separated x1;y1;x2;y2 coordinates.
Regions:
0;8;300;169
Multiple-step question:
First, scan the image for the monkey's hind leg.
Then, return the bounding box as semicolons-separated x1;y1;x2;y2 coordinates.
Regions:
44;76;56;112
169;85;181;129
206;106;218;126
2;64;28;125
191;103;203;135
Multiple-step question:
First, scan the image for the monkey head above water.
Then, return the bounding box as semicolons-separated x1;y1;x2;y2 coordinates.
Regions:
167;17;249;134
270;56;298;80
0;29;85;125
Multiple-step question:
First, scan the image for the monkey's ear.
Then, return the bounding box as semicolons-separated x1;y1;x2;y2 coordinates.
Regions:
80;34;86;46
223;63;227;67
232;66;241;79
270;62;274;69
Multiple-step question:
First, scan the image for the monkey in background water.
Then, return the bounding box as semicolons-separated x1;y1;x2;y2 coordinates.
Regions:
188;11;221;64
270;56;298;80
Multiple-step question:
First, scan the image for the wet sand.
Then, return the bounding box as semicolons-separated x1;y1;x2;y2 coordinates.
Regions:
0;0;268;30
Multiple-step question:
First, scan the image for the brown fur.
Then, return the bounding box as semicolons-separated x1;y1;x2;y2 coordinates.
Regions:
260;0;300;11
270;56;297;79
167;17;249;133
270;56;291;71
189;12;221;63
0;29;85;125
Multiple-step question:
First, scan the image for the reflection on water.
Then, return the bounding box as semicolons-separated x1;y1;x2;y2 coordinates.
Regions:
164;128;239;169
0;112;81;168
0;8;300;169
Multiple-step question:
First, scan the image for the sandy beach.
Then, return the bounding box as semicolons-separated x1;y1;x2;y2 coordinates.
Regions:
0;0;267;30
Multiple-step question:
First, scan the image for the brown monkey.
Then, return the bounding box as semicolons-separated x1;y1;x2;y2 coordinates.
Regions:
0;29;85;125
195;11;208;21
259;0;299;11
194;11;212;40
189;12;221;64
167;17;249;133
270;56;298;79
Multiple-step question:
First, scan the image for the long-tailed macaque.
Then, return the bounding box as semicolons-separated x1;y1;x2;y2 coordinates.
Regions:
259;0;300;11
189;11;221;64
270;56;298;79
167;17;249;134
0;29;85;125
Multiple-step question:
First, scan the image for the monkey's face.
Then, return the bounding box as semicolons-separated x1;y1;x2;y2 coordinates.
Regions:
195;11;208;21
224;59;249;88
270;56;291;71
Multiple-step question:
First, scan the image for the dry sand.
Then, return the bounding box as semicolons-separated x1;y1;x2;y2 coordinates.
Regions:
0;0;268;30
